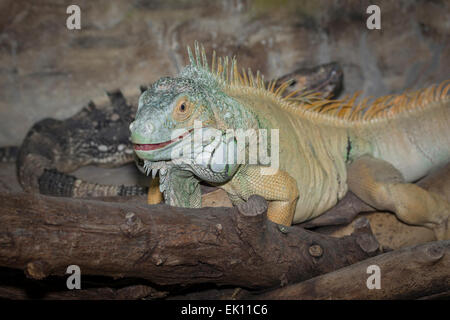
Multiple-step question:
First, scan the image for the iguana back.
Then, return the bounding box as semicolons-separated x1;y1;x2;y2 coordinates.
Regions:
226;80;450;222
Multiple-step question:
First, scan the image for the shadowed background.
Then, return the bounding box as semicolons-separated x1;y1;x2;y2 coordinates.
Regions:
0;0;449;147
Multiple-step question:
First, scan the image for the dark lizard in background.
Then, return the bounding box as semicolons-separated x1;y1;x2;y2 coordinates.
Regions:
0;62;343;198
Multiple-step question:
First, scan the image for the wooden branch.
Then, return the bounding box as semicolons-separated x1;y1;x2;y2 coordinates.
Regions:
0;192;380;290
299;191;373;228
0;284;167;300
252;240;450;299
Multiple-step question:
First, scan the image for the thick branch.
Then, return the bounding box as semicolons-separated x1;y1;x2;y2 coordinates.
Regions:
0;284;167;300
252;240;450;299
0;192;379;289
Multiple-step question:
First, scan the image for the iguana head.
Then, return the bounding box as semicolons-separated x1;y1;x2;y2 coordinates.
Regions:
129;43;260;181
130;76;219;162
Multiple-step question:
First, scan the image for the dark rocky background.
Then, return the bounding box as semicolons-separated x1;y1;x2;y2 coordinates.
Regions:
0;0;449;146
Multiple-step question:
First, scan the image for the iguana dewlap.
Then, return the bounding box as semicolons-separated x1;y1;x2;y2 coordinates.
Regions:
130;43;450;240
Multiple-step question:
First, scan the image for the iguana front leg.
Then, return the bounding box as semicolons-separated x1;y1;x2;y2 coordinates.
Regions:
221;165;299;226
347;155;450;240
159;166;202;208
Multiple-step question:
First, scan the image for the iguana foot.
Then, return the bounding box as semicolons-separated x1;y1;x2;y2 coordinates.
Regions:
147;177;163;204
221;165;299;226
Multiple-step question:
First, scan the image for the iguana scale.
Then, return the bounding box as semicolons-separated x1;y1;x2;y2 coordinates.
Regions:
131;43;450;240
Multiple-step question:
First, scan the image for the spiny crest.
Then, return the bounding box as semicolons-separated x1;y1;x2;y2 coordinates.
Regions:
185;42;449;123
185;42;334;105
288;80;450;122
186;41;276;95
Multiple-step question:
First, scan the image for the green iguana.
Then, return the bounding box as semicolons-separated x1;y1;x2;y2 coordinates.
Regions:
0;61;342;198
130;42;450;240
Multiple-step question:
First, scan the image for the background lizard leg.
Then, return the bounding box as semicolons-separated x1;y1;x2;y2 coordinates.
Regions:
347;155;450;240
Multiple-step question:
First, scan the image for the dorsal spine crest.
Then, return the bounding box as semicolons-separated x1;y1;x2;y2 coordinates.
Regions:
185;42;449;127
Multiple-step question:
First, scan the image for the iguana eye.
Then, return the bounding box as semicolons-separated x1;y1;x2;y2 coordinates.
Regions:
173;98;193;121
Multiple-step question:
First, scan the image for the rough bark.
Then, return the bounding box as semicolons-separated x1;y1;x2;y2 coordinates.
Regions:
0;284;167;300
252;240;450;299
0;192;380;290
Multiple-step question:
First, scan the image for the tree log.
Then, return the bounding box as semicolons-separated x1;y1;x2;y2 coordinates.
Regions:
0;192;379;290
0;284;167;300
252;240;450;299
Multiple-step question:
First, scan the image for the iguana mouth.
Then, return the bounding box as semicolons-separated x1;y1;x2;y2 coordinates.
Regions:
134;129;194;151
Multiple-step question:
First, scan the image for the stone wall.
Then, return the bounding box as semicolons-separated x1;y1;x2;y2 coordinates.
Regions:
0;0;448;145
